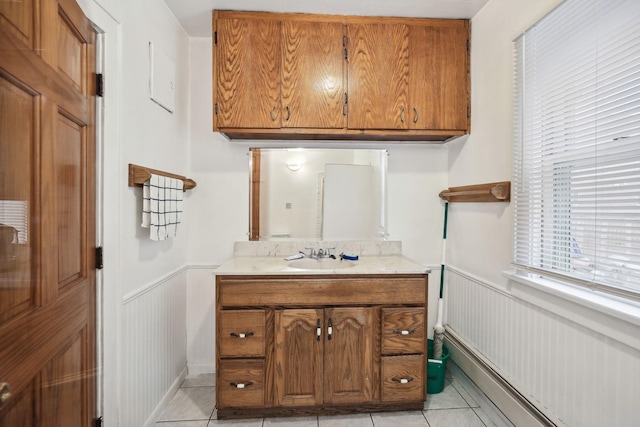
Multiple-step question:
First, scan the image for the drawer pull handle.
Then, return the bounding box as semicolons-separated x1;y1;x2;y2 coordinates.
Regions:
392;329;415;336
230;332;254;339
327;317;333;341
230;381;254;389
317;319;321;342
392;377;414;384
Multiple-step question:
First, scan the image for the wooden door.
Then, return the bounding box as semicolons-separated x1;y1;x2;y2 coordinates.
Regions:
409;22;469;131
281;20;345;129
324;307;375;404
274;309;323;407
214;14;281;129
0;0;96;424
347;23;409;130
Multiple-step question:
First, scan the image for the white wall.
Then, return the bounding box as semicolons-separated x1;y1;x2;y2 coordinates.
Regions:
447;0;562;285
447;0;640;426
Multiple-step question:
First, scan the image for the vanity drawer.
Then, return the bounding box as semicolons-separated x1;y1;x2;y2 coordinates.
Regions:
218;359;265;408
381;355;425;402
219;310;266;357
381;308;425;355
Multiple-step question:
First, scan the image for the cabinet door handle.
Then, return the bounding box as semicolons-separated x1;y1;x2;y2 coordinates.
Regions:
230;381;254;389
317;319;321;342
392;377;414;384
413;107;418;123
327;317;333;341
400;106;405;123
270;106;276;121
285;105;291;121
0;383;11;407
230;332;254;339
392;329;416;336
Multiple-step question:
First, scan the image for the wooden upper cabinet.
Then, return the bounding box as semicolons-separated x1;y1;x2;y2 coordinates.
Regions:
213;10;470;141
347;23;409;130
214;14;281;129
281;20;345;129
408;21;469;131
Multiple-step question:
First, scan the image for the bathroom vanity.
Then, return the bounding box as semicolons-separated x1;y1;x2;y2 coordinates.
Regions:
215;249;429;419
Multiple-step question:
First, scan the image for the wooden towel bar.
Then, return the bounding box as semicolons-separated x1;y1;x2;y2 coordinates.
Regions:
128;163;197;191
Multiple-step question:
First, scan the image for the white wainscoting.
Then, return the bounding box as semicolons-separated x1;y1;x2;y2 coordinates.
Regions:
121;268;188;427
445;267;640;427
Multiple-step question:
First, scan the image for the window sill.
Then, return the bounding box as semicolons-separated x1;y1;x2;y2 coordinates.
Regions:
503;269;640;352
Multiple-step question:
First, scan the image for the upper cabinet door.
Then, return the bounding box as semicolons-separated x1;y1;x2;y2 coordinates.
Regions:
281;20;346;129
214;16;281;129
409;22;469;131
347;23;409;130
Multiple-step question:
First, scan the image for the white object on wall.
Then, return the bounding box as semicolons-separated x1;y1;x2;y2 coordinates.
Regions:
149;41;176;112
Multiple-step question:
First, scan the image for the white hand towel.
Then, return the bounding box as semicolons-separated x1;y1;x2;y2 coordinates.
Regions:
141;174;183;241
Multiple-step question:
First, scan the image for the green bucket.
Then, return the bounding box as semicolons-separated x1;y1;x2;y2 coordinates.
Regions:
427;339;450;394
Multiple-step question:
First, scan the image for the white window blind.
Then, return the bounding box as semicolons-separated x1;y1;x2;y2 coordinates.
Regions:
513;0;640;298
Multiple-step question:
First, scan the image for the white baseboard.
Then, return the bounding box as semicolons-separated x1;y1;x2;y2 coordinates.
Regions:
445;329;560;427
144;365;188;427
187;363;215;376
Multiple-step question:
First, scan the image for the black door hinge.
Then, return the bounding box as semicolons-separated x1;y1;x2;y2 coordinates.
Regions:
214;103;218;115
214;31;217;44
95;416;103;427
95;246;103;270
96;73;104;97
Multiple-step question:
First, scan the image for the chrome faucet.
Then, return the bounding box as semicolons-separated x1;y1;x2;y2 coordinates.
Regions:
305;247;317;259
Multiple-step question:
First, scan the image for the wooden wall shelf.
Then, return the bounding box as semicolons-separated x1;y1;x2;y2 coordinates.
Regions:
128;163;197;191
439;181;510;202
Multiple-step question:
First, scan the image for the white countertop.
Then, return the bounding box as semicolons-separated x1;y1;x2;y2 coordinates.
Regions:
215;255;431;276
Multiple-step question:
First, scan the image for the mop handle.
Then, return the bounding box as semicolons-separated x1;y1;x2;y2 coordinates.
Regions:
438;202;449;299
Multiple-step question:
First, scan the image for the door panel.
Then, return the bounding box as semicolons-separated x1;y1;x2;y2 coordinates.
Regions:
56;112;85;287
281;20;345;129
215;17;281;129
0;0;34;48
0;0;96;423
324;307;375;404
274;309;323;407
0;74;36;325
347;23;409;130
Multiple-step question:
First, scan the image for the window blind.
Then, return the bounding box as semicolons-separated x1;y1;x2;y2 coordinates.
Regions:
513;0;640;297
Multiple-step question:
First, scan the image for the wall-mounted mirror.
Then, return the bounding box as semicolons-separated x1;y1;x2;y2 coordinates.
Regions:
250;148;387;241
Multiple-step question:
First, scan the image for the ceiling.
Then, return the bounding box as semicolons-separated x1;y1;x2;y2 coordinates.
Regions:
164;0;489;37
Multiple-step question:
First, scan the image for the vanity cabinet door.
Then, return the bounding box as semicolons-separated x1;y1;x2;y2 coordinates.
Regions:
274;309;324;407
408;22;469;131
281;20;346;129
324;307;376;404
214;14;281;129
347;23;409;130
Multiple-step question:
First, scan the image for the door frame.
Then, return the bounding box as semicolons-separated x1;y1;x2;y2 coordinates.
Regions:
76;0;122;423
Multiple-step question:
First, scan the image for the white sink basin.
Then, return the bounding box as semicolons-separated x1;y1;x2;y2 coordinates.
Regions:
288;257;355;270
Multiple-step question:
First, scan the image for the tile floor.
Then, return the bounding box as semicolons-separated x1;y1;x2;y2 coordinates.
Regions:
156;361;514;427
